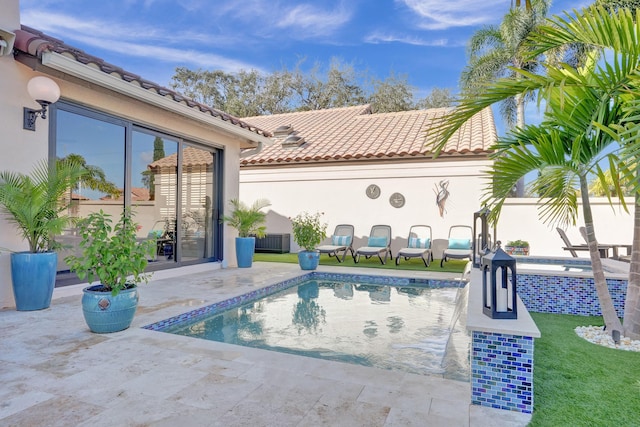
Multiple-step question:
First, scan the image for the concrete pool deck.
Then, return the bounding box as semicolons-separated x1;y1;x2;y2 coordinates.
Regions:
0;262;531;426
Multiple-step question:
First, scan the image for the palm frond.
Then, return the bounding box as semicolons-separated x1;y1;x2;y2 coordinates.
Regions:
528;6;640;60
0;159;86;252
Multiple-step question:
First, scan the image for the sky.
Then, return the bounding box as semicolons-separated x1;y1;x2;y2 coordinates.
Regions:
20;0;589;133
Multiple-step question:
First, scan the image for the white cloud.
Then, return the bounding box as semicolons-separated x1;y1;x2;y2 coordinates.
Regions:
397;0;507;30
364;32;467;47
73;34;266;73
20;11;265;74
275;4;352;38
21;11;228;45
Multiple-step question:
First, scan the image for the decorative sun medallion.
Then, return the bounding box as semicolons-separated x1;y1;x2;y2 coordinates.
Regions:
389;192;405;208
366;184;381;199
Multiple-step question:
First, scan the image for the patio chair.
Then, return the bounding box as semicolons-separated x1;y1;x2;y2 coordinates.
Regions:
355;225;393;265
317;224;355;263
440;225;473;267
556;227;610;258
579;226;627;259
396;225;433;267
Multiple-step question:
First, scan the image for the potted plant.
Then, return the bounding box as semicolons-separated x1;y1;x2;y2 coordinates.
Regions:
291;211;327;270
64;209;155;333
505;239;530;256
221;198;270;268
0;158;86;311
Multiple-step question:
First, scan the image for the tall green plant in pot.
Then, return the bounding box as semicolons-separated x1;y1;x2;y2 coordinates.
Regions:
0;159;86;311
222;198;270;268
65;209;155;333
291;212;327;270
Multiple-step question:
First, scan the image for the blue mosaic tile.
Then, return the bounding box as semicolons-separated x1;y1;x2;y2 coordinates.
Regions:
471;331;534;414
517;273;627;317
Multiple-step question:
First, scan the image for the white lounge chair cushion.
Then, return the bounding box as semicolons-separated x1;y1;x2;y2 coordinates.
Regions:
444;248;472;258
398;248;430;256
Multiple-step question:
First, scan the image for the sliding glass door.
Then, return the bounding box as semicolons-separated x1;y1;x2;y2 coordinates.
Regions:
52;102;222;282
180;144;217;261
132;130;178;265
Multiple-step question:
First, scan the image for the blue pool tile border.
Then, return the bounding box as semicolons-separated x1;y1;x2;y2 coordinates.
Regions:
143;271;465;332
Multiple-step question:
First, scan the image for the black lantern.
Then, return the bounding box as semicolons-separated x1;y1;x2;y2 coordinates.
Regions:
482;245;517;319
473;207;492;268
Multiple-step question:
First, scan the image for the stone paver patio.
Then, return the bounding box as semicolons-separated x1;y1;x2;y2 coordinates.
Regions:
0;262;531;426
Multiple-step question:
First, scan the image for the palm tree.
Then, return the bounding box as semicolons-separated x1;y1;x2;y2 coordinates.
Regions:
430;5;640;335
221;198;271;238
460;0;550;195
59;153;120;198
589;168;634;197
0;159;87;252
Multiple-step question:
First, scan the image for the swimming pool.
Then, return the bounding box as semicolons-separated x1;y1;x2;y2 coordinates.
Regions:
145;272;470;381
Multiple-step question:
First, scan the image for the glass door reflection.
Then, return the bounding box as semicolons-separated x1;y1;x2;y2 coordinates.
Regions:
180;144;216;261
134;131;178;265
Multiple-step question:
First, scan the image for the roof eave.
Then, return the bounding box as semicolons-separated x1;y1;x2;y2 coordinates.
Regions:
40;51;273;148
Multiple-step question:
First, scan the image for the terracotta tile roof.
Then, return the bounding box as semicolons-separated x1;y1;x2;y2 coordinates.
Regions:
240;105;496;166
100;187;149;201
13;26;271;139
148;146;211;169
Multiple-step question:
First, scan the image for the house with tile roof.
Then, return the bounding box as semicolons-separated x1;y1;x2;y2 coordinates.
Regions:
0;2;272;308
240;105;497;256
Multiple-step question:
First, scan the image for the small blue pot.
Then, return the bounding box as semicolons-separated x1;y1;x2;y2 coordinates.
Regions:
298;250;320;270
11;251;57;311
82;285;139;333
236;237;255;268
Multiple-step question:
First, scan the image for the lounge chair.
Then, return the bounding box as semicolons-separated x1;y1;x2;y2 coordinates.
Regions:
579;226;629;259
556;227;610;258
317;224;355;263
396;225;433;267
355;225;393;265
440;225;473;267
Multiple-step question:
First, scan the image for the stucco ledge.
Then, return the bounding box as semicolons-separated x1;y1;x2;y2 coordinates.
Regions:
466;268;541;338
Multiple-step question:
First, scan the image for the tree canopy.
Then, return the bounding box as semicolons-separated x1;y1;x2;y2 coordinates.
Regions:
170;59;454;117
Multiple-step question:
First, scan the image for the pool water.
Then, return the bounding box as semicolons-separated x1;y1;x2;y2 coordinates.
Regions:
162;278;470;380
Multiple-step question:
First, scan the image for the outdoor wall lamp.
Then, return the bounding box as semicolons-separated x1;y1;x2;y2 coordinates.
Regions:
23;76;60;131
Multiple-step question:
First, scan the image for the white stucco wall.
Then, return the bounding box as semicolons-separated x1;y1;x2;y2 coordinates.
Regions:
0;6;49;308
497;197;633;258
240;158;493;257
241;162;636;260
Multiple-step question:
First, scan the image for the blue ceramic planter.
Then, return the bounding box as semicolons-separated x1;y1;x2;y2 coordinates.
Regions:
298;250;320;270
236;237;255;268
11;252;57;311
82;285;139;333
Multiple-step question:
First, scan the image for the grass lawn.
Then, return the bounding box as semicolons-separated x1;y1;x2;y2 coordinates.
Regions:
530;313;640;426
253;252;468;274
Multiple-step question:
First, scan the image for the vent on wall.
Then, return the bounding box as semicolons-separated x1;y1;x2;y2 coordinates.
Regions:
273;124;294;136
282;135;305;147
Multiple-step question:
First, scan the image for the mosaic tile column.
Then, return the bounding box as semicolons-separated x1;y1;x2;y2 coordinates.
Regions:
471;331;534;414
